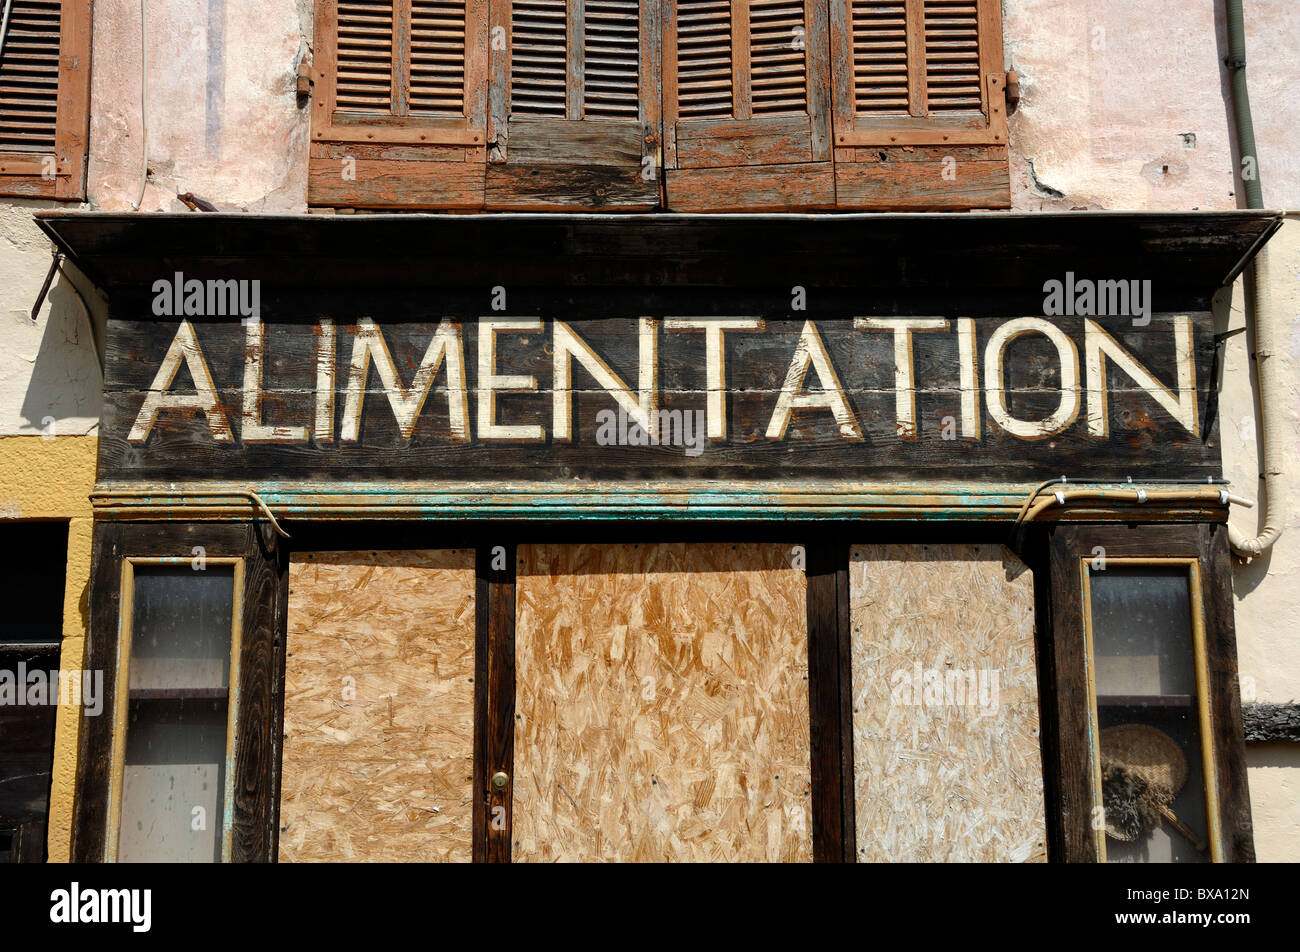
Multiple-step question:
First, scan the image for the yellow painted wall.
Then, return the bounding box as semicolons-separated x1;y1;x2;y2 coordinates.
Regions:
0;434;97;862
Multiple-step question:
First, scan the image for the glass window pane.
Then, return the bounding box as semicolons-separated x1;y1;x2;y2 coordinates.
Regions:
117;698;228;863
129;567;233;691
118;565;235;863
1090;567;1209;864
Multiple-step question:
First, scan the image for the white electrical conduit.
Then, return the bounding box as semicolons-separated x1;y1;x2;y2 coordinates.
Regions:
1016;487;1253;527
130;0;148;210
91;489;291;539
1230;239;1287;559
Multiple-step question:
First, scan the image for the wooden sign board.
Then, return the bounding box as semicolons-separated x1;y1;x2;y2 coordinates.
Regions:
98;282;1219;484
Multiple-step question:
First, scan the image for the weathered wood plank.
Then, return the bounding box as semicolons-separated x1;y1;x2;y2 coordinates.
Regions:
666;162;835;210
308;157;486;209
505;119;645;165
836;158;1010;210
675;115;814;168
486;163;659;209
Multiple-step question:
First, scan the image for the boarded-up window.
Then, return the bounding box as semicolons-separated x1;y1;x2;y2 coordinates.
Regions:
829;0;1008;208
279;551;476;862
513;542;812;861
848;544;1046;861
0;0;92;199
663;0;832;211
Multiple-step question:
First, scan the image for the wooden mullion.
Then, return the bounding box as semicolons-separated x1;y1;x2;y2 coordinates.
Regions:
567;0;584;120
732;0;752;121
268;534;291;862
1200;523;1255;862
231;523;283;862
976;0;1004;118
472;547;490;862
641;0;664;194
487;0;511;160
475;543;516;862
905;0;926;118
807;540;849;862
827;0;849;144
393;0;413;118
1025;527;1064;861
465;0;490;131
312;1;340;134
805;0;830;161
53;0;92;200
661;0;679;167
834;546;855;861
1047;526;1102;862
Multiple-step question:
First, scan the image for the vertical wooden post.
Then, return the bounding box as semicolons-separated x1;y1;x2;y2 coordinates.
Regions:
474;542;517;862
806;540;854;862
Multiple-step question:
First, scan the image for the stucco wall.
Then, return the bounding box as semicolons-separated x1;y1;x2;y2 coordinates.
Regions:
0;202;103;438
88;0;313;213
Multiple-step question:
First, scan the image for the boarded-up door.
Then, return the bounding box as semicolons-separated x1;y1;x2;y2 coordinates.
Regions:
279;550;476;861
513;542;813;861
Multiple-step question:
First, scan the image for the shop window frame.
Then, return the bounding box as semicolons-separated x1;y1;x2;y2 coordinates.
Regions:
1044;523;1253;863
103;556;245;863
72;522;284;863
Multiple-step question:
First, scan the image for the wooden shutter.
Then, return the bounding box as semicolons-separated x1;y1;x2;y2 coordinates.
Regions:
484;0;661;210
0;0;91;200
829;0;1008;209
663;0;832;211
310;0;489;208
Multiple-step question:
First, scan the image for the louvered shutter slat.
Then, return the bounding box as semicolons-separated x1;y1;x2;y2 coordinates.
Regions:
750;0;807;116
677;0;733;118
0;0;62;153
335;0;394;112
923;0;981;112
409;0;466;115
584;0;639;118
510;0;567;117
851;0;909;116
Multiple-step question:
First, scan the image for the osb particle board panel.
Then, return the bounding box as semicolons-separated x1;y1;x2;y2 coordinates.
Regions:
279;550;476;862
514;543;812;862
849;544;1047;863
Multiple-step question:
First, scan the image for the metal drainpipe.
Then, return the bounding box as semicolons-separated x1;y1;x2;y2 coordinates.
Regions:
1224;0;1284;559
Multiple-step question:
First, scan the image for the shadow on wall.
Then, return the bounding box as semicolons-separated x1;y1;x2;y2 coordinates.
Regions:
1246;742;1300;770
1211;268;1274;597
18;274;105;434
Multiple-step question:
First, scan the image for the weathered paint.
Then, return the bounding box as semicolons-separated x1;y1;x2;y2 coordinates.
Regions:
84;480;1233;524
0;435;98;862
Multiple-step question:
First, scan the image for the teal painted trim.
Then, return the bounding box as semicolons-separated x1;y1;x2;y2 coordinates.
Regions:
89;481;1233;523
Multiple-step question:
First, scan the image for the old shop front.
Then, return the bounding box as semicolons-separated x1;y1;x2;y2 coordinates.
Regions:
38;210;1275;862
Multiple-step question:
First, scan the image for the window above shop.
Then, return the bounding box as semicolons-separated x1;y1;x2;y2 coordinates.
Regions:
308;0;1010;211
0;0;92;200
